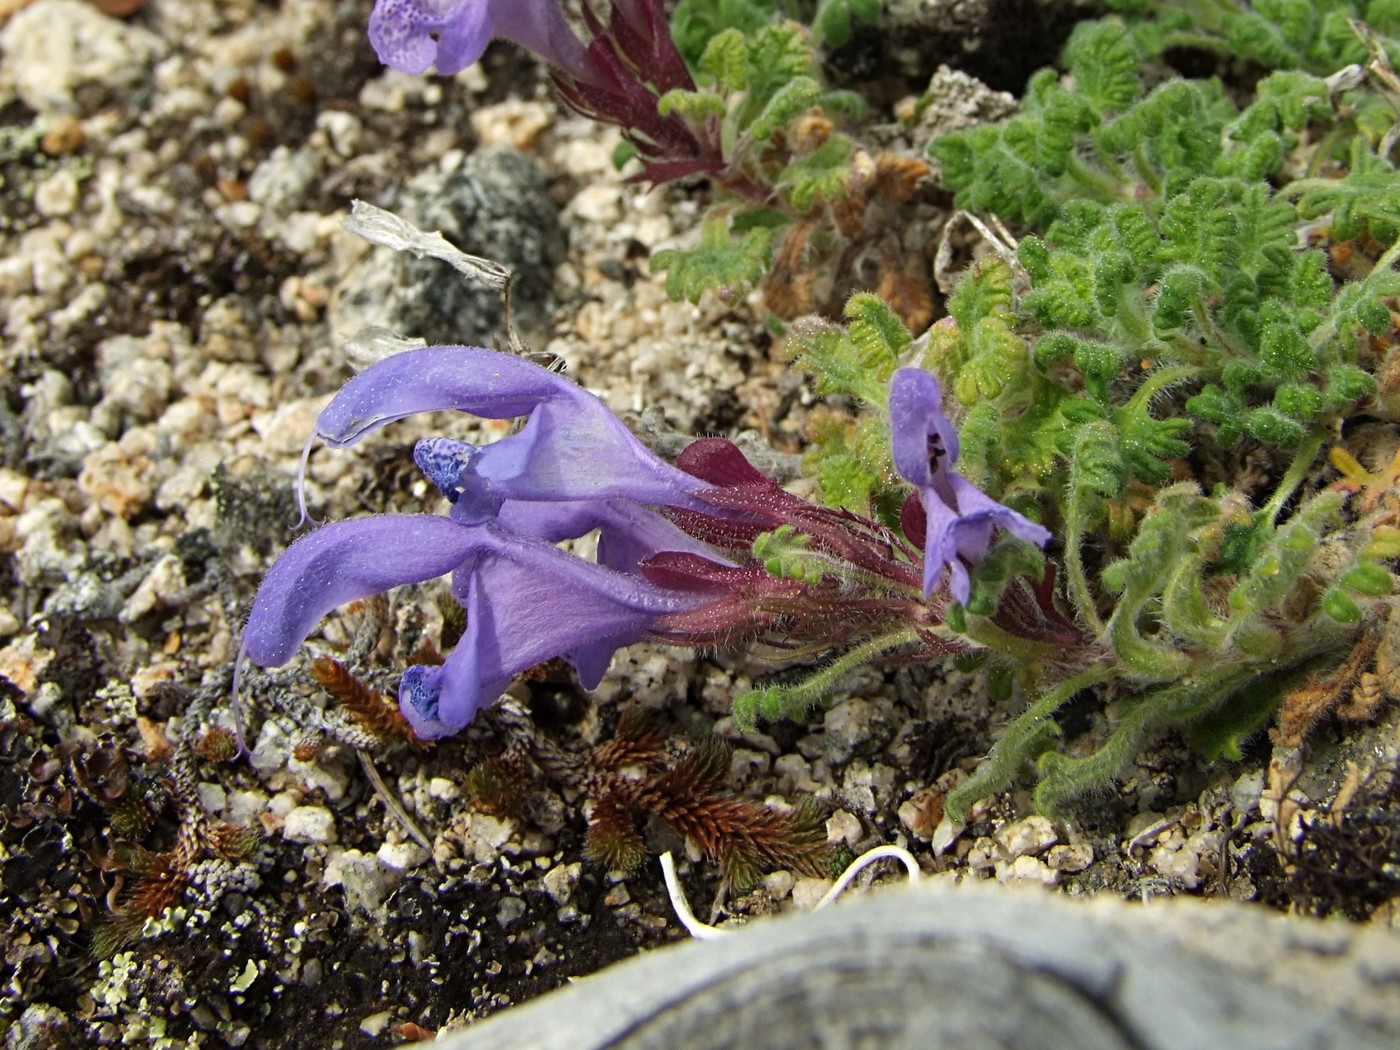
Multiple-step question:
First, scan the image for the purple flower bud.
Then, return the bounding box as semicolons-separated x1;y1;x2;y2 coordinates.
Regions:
889;368;1051;603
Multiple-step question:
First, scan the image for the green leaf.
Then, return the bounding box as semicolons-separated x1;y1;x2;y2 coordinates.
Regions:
810;0;882;49
780;133;852;210
1062;19;1142;114
651;218;773;304
657;89;728;121
749;75;823;141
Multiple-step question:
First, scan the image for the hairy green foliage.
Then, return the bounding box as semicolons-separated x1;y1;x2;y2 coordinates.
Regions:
784;294;910;513
671;0;881;66
1104;0;1400;73
654;14;883;305
672;0;779;67
651;217;773;304
912;15;1400;814
808;0;882;48
655;2;1400;820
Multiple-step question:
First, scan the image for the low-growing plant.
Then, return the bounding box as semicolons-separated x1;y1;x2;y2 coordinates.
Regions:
237;1;1400;858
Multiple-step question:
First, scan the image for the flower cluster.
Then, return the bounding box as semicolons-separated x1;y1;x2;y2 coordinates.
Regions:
240;348;1050;739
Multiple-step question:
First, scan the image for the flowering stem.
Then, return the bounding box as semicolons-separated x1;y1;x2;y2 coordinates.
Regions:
1259;427;1325;526
734;627;923;730
958;616;1070;665
945;662;1118;822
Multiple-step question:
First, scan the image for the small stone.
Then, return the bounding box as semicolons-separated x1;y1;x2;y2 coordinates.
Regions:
994;815;1058;861
40;113;85;154
541;862;582;905
791;877;834;910
996;855;1060;889
325;850;394;916
1;0;168;114
289;753;349;803
359;1011;394;1038
282;805;337;845
34;169;80;217
226;790;268;827
247;145;322;215
196;782;227;816
428;776;460;801
1231;769;1265;817
316;110;362;157
463;813;516;863
377;840;429;873
898;786;944;841
496;896;527;927
119;553;186;622
469;99;552;149
569;185;624;226
762;870;796;900
78;441;152;519
930;815;966;856
1045;843;1094;873
823;696;889;765
825;809;862;846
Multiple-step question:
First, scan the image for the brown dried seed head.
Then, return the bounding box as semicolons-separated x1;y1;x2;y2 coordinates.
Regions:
207;823;262;861
196;726;240;764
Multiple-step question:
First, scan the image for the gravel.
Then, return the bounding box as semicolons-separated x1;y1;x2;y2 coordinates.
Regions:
1;1;1398;1047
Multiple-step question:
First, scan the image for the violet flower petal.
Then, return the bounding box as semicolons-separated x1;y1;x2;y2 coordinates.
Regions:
368;0;595;82
368;0;489;75
888;368;1051;602
888;367;961;488
399;524;707;737
241;515;482;667
317;346;712;515
494;497;724;574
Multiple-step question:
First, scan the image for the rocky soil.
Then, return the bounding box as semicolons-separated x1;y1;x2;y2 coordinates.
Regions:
1;1;1397;1048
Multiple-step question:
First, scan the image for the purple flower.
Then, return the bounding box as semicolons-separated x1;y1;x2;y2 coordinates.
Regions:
242;514;709;738
368;0;594;82
251;346;736;738
303;345;715;525
367;0;729;189
889;368;1051;604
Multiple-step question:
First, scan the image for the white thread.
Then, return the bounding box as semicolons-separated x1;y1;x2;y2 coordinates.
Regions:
660;843;922;940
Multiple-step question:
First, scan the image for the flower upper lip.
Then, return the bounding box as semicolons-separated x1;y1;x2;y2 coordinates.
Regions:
303;344;717;524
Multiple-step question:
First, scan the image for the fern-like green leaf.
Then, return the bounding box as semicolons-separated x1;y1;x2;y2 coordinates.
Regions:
652;218;773;304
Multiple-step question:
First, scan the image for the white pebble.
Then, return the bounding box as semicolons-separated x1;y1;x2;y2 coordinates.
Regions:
825;809;863;847
377;840;429;873
1045;843;1095;873
34;170;79;217
994;815;1058;861
428;776;460;802
283;805;337;845
791;876;834;910
541;862;582;905
996;855;1060;889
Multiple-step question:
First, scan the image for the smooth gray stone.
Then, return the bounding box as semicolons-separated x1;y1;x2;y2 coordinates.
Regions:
433;880;1400;1050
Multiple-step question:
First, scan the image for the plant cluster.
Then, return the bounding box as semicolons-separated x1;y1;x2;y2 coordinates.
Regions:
468;704;835;889
237;0;1400;887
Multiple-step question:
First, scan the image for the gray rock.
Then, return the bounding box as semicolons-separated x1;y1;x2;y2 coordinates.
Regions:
329;146;567;351
435;880;1400;1050
822;695;894;766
